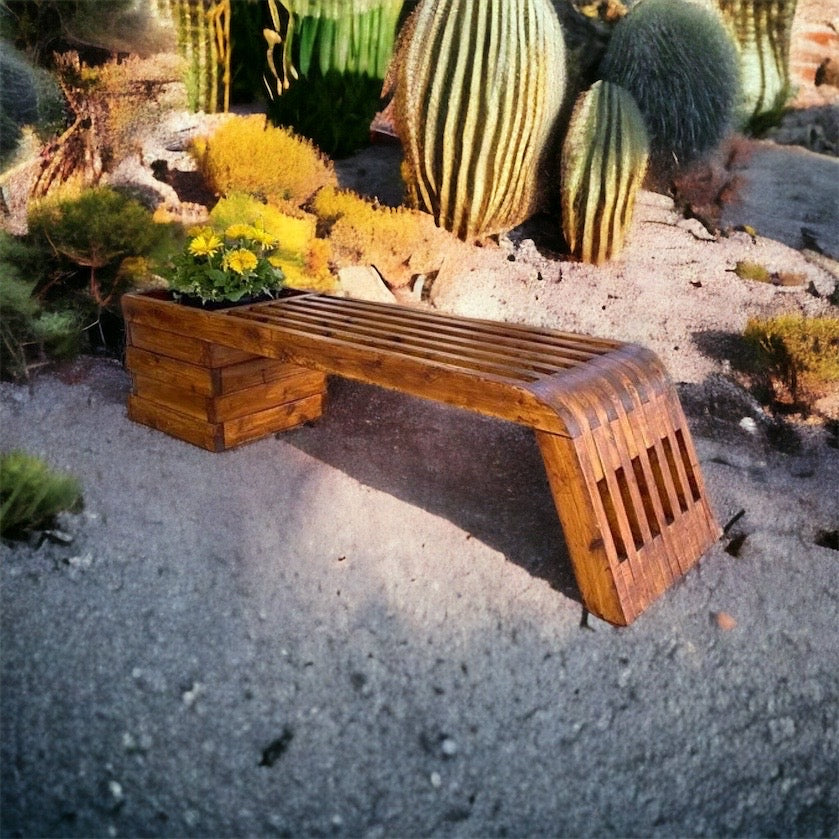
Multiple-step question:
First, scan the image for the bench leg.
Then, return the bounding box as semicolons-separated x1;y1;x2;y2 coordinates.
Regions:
536;386;721;626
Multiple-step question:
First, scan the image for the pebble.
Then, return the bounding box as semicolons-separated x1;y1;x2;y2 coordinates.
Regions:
739;417;758;434
441;737;458;757
430;771;442;788
714;611;738;631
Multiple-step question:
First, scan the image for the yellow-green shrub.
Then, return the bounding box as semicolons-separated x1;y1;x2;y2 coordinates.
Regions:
191;115;338;209
743;314;839;403
311;186;459;286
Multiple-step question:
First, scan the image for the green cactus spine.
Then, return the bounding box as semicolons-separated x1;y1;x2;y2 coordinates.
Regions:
264;0;405;93
391;0;567;240
714;0;798;129
158;0;229;113
561;81;649;265
599;0;739;171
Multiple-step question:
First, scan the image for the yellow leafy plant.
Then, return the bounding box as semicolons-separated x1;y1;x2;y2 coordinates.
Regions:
207;193;335;290
311;186;461;287
743;314;839;408
191;114;338;209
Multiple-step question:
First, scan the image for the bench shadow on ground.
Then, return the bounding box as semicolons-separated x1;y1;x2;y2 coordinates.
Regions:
282;377;582;603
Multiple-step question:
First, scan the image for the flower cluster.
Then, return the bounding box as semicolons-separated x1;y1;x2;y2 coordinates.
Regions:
168;224;286;304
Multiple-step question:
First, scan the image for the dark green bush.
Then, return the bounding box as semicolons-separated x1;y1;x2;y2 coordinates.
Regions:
0;450;83;539
0;232;81;381
27;187;165;309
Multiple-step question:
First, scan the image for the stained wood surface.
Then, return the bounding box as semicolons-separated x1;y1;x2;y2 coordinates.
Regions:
121;290;721;624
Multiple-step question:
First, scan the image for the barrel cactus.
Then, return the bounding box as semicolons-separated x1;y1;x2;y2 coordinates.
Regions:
390;0;567;240
599;0;739;172
264;0;405;91
714;0;798;130
561;81;649;265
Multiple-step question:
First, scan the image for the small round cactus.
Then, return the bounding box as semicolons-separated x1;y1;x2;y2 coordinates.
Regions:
599;0;740;171
561;81;650;265
391;0;567;240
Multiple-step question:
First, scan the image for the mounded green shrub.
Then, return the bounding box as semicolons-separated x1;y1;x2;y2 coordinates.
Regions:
561;81;649;264
743;314;839;402
392;0;567;240
599;0;740;172
27;186;164;308
0;450;83;539
0;232;81;381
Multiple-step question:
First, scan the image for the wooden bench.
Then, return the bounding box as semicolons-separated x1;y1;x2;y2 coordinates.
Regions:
122;290;721;626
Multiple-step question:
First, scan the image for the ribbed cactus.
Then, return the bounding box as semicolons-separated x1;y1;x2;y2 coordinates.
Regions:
561;81;649;265
599;0;739;171
391;0;567;240
154;0;231;113
714;0;797;128
264;0;405;94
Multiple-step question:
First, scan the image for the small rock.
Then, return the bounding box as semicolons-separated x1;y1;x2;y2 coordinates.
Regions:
338;266;396;304
713;611;737;631
739;417;758;434
441;737;458;758
181;682;204;708
108;780;124;803
66;553;93;569
430;771;442;788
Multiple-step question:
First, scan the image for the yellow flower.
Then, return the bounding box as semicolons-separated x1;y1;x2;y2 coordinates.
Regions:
248;228;278;247
225;223;255;240
224;248;258;274
188;232;222;257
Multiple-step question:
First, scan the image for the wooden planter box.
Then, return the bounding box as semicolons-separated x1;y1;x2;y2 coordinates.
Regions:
122;291;326;451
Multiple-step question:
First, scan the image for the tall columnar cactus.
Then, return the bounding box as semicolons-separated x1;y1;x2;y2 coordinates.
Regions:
714;0;798;128
561;81;649;265
154;0;230;112
599;0;739;172
391;0;567;240
264;0;405;94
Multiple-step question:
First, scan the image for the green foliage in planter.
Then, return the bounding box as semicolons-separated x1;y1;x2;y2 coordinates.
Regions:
743;314;839;403
0;450;83;540
714;0;797;133
27;187;165;309
0;232;81;382
168;224;286;304
561;81;649;265
392;0;567;240
599;0;740;173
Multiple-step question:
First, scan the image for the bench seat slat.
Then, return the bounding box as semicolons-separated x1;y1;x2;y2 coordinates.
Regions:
236;304;604;374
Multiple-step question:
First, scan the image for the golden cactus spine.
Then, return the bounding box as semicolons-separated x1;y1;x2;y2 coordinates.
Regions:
161;0;230;112
715;0;798;125
561;81;649;265
392;0;566;240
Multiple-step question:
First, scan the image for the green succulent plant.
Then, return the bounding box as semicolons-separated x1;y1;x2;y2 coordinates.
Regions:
391;0;567;240
1;450;83;539
599;0;740;172
561;80;649;265
714;0;797;132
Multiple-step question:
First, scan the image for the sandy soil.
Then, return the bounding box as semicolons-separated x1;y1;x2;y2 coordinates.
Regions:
2;3;839;836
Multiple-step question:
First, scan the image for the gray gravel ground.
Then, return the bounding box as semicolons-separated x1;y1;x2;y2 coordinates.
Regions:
1;358;837;838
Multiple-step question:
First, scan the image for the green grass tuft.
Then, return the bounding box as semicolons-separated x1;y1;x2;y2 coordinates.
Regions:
1;451;83;540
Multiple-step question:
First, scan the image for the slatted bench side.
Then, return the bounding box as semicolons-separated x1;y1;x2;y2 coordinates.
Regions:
534;345;721;624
